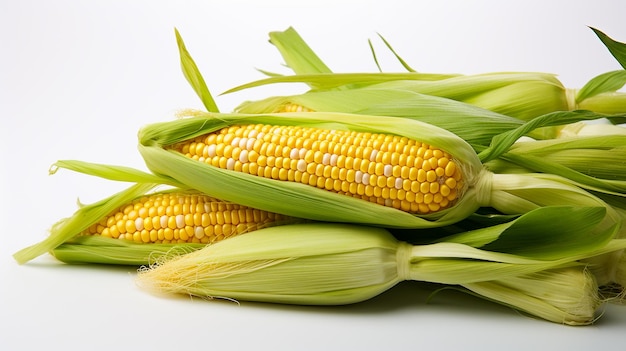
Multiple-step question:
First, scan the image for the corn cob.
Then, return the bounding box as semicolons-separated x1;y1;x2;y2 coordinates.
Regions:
168;123;464;215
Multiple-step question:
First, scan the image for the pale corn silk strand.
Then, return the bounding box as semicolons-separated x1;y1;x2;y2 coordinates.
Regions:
396;242;414;281
474;169;493;208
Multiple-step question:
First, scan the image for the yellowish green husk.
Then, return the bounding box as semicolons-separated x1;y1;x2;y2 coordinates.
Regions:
463;267;601;326
137;218;626;325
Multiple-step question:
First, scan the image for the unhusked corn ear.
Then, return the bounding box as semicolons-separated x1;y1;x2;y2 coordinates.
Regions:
81;192;292;244
168;124;465;214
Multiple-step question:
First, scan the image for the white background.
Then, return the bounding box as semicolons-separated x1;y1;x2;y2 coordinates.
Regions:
2;0;626;350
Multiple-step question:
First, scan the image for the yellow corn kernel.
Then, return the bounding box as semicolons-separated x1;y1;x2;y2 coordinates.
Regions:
169;124;464;214
275;103;315;113
81;192;294;243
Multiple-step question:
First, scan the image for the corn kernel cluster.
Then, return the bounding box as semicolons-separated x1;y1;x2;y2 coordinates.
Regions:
170;124;464;214
82;192;291;243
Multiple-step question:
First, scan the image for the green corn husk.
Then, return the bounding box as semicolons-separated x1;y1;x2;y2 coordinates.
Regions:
12;160;302;265
481;130;626;289
463;268;601;325
226;27;626;125
176;27;527;150
484;134;626;194
137;207;626;325
233;72;572;122
137;111;622;231
235;87;527;149
51;235;205;266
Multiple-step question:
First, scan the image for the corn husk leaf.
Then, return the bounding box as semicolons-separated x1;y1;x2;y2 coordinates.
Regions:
367;38;384;72
372;33;416;72
223;72;457;93
13;182;158;264
439;206;615;260
576;70;626;102
477;110;626;162
13;160;184;264
138;223;402;305
50;159;182;186
229;27;568;120
463;267;601;326
51;235;205;265
175;28;219;112
487;135;626;194
234;27;626;121
268;27;333;78
235;87;525;148
489;172;621;221
360;73;571;122
590;27;626;70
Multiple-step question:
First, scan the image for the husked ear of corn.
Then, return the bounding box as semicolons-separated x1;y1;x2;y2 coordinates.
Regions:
51;190;297;265
137;207;626;325
138;111;622;229
13;161;300;265
139;112;484;227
